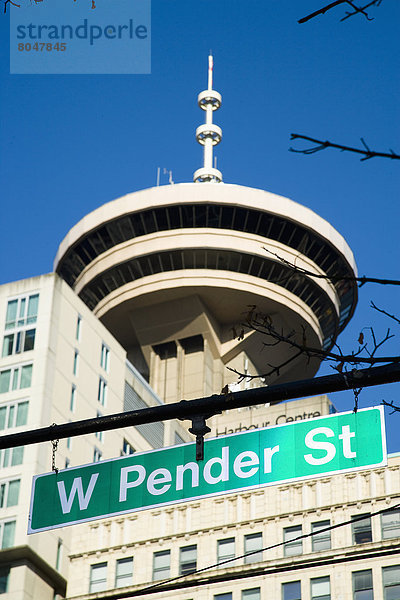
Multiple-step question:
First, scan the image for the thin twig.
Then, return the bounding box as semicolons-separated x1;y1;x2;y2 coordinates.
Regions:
290;133;400;161
298;0;382;23
371;301;400;326
263;248;400;287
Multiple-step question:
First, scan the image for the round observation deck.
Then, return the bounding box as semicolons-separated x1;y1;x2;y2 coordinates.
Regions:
54;182;357;383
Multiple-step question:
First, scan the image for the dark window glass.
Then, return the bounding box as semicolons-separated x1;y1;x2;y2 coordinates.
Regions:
0;566;9;594
284;526;302;556
152;341;177;360
382;566;400;600
352;514;372;544
312;521;331;552
381;509;400;540
179;545;197;575
353;570;373;600
179;335;204;354
282;581;301;600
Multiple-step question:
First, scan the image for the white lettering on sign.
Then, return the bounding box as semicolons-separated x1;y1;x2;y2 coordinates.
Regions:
304;425;357;465
203;446;229;484
304;427;336;465
233;450;259;478
339;425;356;458
264;445;280;473
119;465;146;502
57;473;99;514
176;462;199;490
147;468;172;495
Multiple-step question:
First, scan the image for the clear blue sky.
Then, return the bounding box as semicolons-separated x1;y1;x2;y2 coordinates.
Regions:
1;1;399;451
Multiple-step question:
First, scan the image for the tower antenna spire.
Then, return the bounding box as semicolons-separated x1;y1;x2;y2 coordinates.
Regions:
193;54;223;183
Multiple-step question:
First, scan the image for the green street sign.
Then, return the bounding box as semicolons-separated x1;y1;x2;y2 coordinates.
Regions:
28;407;386;533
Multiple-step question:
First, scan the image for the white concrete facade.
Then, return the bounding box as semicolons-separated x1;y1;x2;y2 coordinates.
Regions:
0;273;190;599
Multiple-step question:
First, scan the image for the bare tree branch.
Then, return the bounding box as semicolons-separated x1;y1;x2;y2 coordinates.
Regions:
263;248;400;287
371;301;400;326
290;134;400;161
341;0;383;21
298;0;383;23
382;400;400;414
2;0;20;13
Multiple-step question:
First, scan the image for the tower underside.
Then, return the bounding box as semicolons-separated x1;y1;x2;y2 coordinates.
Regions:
54;183;357;399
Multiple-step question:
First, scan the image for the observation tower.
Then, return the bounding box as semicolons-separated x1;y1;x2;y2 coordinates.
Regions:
54;56;357;403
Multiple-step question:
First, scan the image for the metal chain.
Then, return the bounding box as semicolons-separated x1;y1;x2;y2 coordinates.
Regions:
353;387;363;413
50;423;59;474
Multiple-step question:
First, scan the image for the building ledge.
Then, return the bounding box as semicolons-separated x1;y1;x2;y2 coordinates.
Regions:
0;545;67;597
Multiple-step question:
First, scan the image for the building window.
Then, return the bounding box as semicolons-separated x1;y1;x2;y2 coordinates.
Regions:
98;377;107;406
152;550;170;581
64;458;70;469
115;557;133;588
311;520;331;552
352;514;372;544
352;569;373;600
0;479;20;508
0;364;32;394
89;562;107;593
70;385;76;412
3;294;39;357
311;576;330;600
2;329;36;357
214;594;232;600
382;566;400;600
179;545;197;575
0;520;15;549
282;581;301;600
179;334;204;354
284;525;303;556
5;294;39;330
95;412;104;442
0;566;9;594
0;400;28;430
73;350;79;376
244;533;263;564
121;439;135;456
152;341;177;360
100;343;109;372
242;588;260;600
76;315;82;341
93;448;102;462
381;509;400;540
0;447;24;468
217;537;235;565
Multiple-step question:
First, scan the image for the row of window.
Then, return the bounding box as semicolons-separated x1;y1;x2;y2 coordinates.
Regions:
0;479;20;509
2;294;39;358
90;557;133;592
88;557;400;600
72;342;110;377
280;567;400;600
0;520;15;549
0;400;28;430
91;513;398;587
0;364;32;394
282;510;400;557
0;447;24;469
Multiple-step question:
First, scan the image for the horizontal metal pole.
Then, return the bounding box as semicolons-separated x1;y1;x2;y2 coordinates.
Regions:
0;362;399;451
